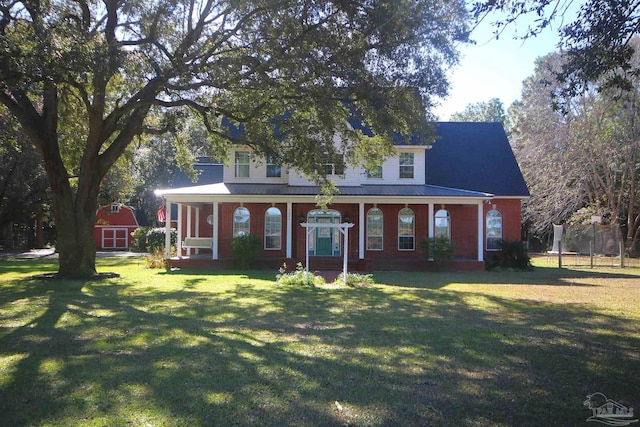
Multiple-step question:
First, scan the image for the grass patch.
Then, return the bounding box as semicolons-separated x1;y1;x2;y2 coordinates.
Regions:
0;256;639;426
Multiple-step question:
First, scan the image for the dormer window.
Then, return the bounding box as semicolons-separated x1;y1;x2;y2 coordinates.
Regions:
110;204;120;214
266;156;281;178
324;154;344;176
366;165;383;179
399;152;414;179
324;162;344;176
235;151;250;178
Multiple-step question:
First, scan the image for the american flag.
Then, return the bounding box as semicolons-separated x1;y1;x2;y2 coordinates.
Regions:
157;198;166;223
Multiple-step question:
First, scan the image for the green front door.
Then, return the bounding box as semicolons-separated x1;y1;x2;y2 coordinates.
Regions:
315;217;334;256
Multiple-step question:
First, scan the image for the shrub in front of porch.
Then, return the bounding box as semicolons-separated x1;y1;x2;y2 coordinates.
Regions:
485;239;532;271
420;236;455;267
276;262;325;286
231;233;262;268
130;227;150;251
146;227;177;253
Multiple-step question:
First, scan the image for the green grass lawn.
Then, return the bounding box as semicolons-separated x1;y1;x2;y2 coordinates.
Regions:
0;256;639;426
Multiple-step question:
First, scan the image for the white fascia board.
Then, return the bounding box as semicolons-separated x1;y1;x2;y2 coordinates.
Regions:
161;194;494;205
330;195;493;204
493;195;531;201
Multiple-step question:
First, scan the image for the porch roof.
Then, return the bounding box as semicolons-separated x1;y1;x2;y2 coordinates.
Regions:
155;182;493;198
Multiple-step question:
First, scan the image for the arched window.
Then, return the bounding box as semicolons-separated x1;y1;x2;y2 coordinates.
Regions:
233;207;250;237
435;209;451;240
398;207;415;250
367;207;383;250
486;209;503;250
264;207;282;250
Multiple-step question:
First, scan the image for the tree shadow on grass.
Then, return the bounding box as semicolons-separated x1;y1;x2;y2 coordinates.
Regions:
0;275;638;426
373;266;640;289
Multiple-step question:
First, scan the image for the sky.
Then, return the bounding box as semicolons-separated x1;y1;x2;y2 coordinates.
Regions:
433;8;576;120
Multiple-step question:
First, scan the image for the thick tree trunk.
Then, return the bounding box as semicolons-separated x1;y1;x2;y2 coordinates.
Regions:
625;142;638;254
46;143;104;278
54;194;98;278
3;222;13;251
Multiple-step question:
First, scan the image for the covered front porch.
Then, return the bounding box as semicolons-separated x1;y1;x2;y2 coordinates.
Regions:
156;184;494;272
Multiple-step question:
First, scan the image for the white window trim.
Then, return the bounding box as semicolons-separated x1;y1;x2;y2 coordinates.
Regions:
366;165;383;180
486;209;503;251
399;152;414;179
398;207;415;251
266;157;281;178
234;151;250;178
366;207;384;251
264;207;282;250
233;207;250;237
434;209;451;241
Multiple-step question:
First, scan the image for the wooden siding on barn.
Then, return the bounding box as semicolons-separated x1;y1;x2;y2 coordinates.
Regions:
94;204;140;249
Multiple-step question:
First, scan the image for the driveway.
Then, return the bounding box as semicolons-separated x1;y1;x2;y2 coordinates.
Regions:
0;249;148;258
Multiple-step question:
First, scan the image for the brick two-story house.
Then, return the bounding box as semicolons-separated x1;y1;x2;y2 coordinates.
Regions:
155;121;529;271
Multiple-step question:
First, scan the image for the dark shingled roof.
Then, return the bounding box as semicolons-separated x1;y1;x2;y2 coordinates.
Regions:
426;122;529;197
170;157;223;188
165;124;529;198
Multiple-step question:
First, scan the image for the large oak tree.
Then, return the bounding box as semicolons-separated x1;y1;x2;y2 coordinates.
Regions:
510;50;640;251
473;0;640;97
0;0;469;277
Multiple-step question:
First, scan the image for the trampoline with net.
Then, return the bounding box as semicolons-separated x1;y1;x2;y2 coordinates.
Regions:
547;224;626;267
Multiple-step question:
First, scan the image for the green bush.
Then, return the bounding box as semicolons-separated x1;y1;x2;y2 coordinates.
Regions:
146;227;177;253
231;233;261;268
420;236;455;264
486;239;532;271
276;262;325;287
130;227;149;251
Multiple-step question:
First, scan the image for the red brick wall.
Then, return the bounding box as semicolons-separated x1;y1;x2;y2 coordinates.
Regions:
483;198;522;254
363;203;427;259
176;199;524;262
446;204;478;259
178;203;290;258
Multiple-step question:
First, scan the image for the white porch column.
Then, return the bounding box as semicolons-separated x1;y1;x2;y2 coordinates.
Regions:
286;202;292;259
428;203;435;261
428;203;435;239
186;205;192;256
305;225;311;281
212;202;219;259
164;200;171;258
358;202;365;260
343;225;349;284
477;202;484;261
195;208;200;254
177;203;183;257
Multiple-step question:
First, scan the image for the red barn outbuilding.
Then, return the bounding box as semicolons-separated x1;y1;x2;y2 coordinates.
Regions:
94;203;140;249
